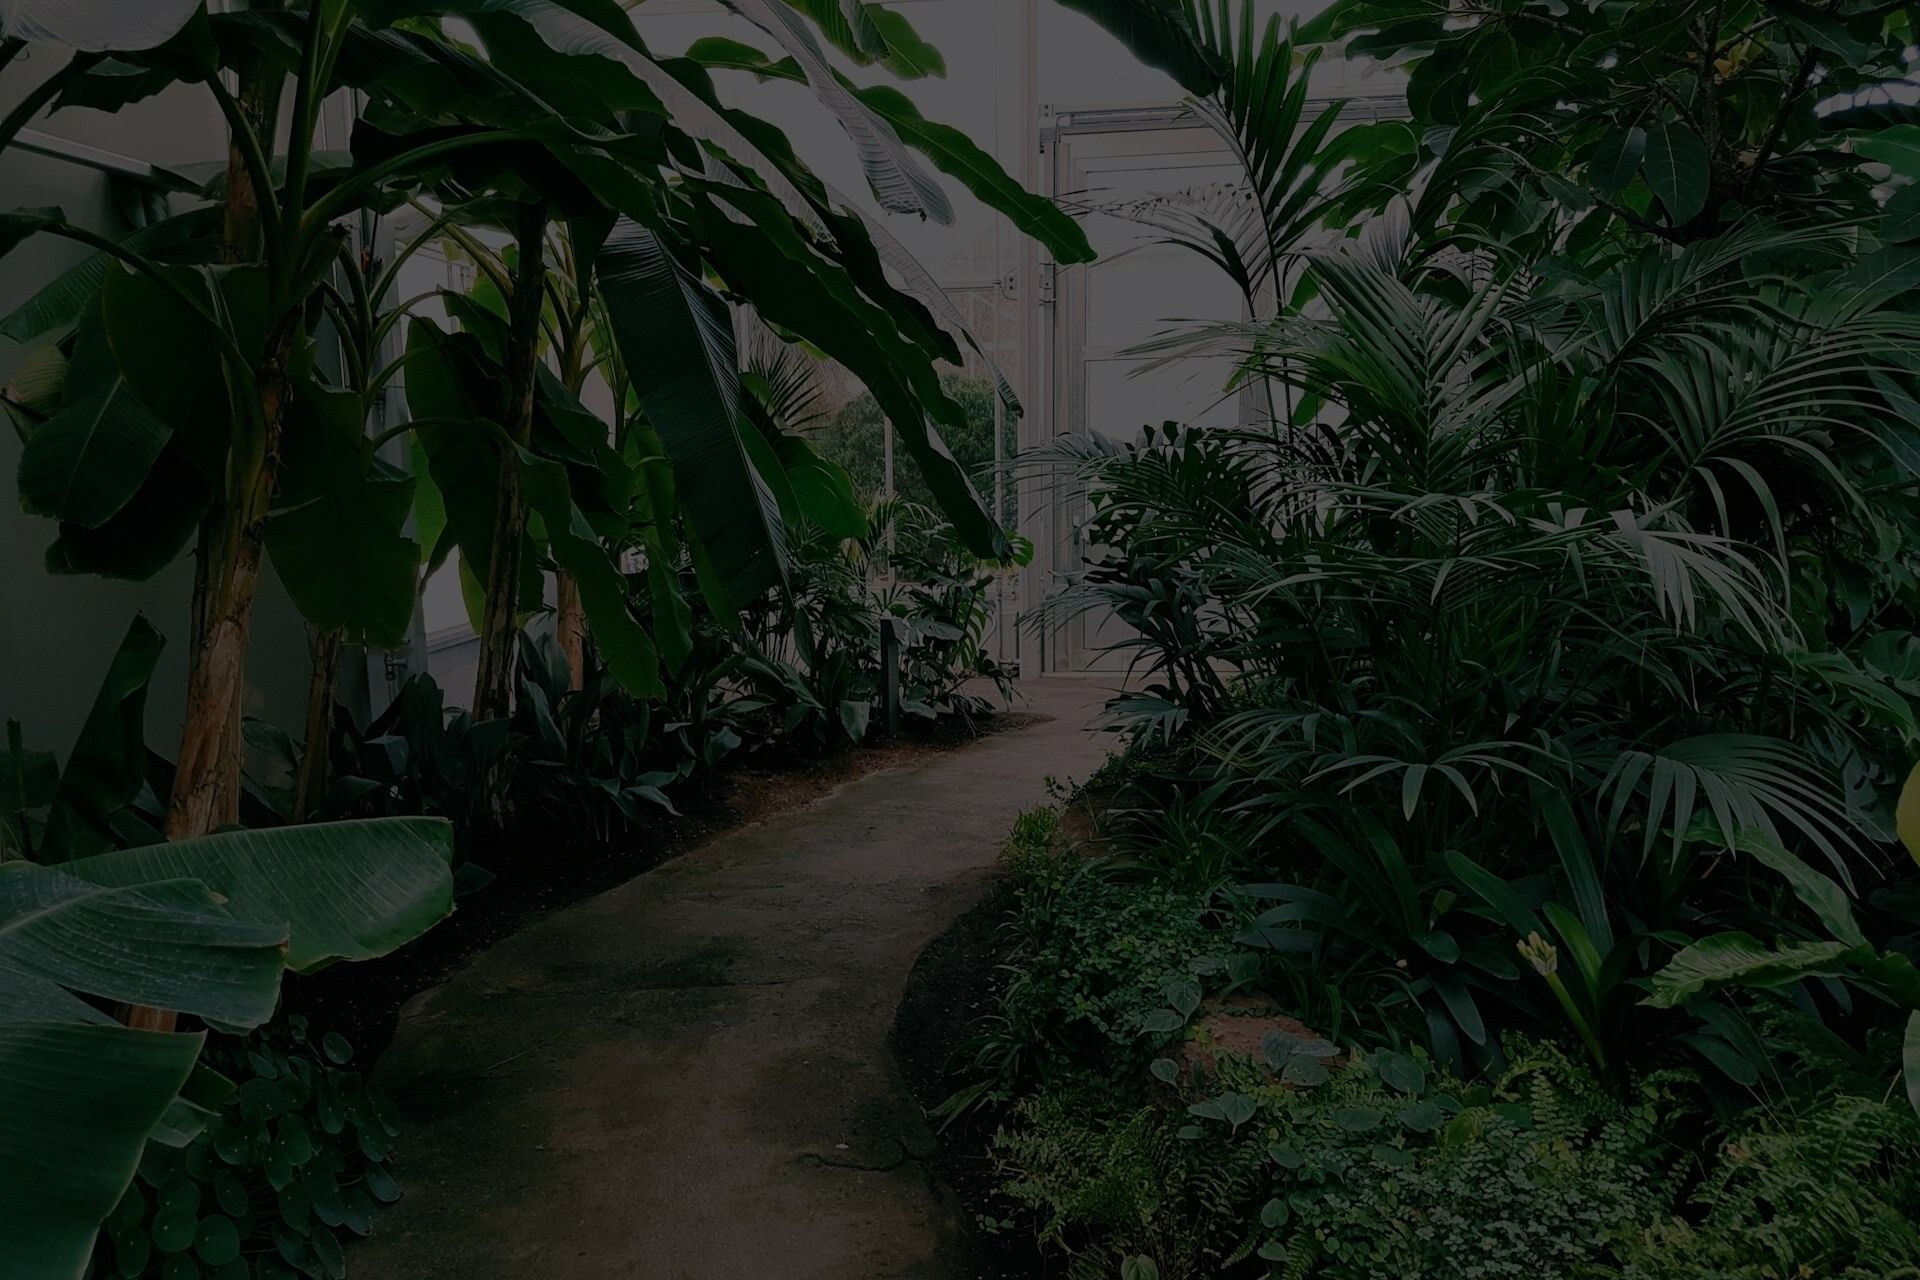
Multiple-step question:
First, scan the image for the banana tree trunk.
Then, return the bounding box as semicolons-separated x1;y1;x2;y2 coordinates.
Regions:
555;572;586;691
166;333;295;842
136;43;288;1035
471;204;548;721
293;628;344;822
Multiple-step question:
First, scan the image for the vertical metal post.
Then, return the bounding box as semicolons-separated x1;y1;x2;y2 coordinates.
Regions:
880;619;903;739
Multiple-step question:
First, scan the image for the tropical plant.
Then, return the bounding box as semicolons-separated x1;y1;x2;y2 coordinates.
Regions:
1302;0;1920;249
0;815;454;1278
92;1015;403;1280
2;0;1203;857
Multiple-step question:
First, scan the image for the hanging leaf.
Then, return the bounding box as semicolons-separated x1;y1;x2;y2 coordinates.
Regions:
0;0;202;52
16;349;173;530
517;448;665;698
265;383;419;649
38;617;163;863
1050;0;1222;95
63;817;456;972
1644;124;1710;223
596;217;788;610
724;0;953;223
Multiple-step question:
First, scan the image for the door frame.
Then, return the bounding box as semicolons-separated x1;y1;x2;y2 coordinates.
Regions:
1028;104;1235;675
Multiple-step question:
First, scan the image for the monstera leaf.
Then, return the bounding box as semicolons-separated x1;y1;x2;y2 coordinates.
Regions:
0;817;454;1280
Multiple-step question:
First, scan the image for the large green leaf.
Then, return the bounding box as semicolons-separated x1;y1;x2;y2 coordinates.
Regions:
0;1022;206;1280
686;39;1093;265
596;217;789;609
0;209;221;345
402;322;544;613
724;0;952;223
16;375;170;528
518;448;665;698
1645;933;1852;1008
43;448;210;582
778;0;945;76
39;616;163;863
0;814;456;1279
360;0;829;235
63;817;456;972
0;864;285;1027
1588;126;1646;193
1644;124;1709;223
1857;125;1920;180
1050;0;1222;95
0;0;203;50
266;382;419;648
16;313;174;530
686;184;1007;559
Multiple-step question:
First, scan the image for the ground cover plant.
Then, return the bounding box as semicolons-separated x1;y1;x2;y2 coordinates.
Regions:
941;0;1920;1274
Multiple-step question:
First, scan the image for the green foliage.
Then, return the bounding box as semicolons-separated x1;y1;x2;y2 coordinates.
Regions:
1305;0;1918;245
1621;1094;1920;1279
999;864;1232;1079
812;374;1003;512
1000;806;1066;887
997;1042;1683;1280
1029;12;1920;1086
89;1017;402;1280
874;499;1023;722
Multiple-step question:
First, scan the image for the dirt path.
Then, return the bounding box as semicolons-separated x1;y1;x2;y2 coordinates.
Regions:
351;680;1114;1280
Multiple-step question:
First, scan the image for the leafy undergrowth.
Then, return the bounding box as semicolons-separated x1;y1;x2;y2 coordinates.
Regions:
914;803;1920;1280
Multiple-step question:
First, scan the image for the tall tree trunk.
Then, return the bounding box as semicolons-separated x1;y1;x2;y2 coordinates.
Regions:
166;332;295;841
555;572;587;691
292;628;344;822
471;204;549;721
135;30;288;1035
163;38;284;845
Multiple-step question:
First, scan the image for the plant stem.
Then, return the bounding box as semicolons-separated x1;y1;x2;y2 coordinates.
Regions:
293;628;344;822
471;202;549;721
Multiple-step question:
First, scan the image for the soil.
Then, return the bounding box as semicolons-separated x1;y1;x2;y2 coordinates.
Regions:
283;712;1037;1063
892;892;1057;1280
890;787;1122;1280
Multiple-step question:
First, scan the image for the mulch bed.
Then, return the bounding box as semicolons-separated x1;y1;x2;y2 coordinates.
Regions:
284;712;1035;1064
893;892;1058;1280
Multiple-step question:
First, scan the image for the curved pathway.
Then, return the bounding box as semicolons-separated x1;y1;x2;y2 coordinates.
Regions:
353;680;1112;1280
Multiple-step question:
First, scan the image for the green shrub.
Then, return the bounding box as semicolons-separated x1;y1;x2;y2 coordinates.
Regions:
1000;806;1066;886
1001;866;1233;1076
1621;1093;1920;1280
91;1017;401;1280
998;1041;1683;1280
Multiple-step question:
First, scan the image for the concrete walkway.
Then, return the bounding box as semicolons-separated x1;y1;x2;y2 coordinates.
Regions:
352;680;1113;1280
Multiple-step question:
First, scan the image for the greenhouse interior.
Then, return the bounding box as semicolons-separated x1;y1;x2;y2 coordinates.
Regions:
4;1;1920;1278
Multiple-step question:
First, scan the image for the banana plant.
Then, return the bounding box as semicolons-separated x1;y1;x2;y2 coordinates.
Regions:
0;3;573;845
0;814;456;1280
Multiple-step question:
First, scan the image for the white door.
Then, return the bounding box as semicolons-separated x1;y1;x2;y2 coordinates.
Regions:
1047;114;1251;673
